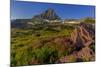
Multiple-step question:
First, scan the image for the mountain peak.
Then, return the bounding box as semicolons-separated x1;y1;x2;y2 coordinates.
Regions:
33;8;61;20
45;8;54;13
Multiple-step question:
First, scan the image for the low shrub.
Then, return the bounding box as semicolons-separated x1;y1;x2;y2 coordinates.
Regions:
33;46;58;64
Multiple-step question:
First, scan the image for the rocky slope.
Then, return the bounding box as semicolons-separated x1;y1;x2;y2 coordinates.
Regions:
58;22;95;63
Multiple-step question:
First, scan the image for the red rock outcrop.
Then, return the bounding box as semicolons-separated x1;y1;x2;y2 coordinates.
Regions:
58;22;95;63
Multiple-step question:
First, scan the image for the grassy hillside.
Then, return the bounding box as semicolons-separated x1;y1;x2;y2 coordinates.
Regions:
11;23;75;66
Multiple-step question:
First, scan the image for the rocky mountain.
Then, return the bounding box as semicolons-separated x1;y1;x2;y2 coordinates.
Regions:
33;8;61;20
11;8;62;28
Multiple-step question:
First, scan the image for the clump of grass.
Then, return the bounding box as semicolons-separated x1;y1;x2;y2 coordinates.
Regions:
32;46;58;64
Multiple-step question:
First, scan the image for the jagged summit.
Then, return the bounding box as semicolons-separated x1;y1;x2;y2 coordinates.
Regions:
33;8;61;20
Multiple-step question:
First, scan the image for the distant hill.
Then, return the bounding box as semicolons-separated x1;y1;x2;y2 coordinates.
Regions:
11;19;31;28
82;17;95;24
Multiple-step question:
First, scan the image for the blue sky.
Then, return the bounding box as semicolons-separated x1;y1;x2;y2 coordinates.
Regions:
11;1;95;20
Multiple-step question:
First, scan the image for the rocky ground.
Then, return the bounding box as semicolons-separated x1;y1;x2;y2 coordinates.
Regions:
58;23;95;63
